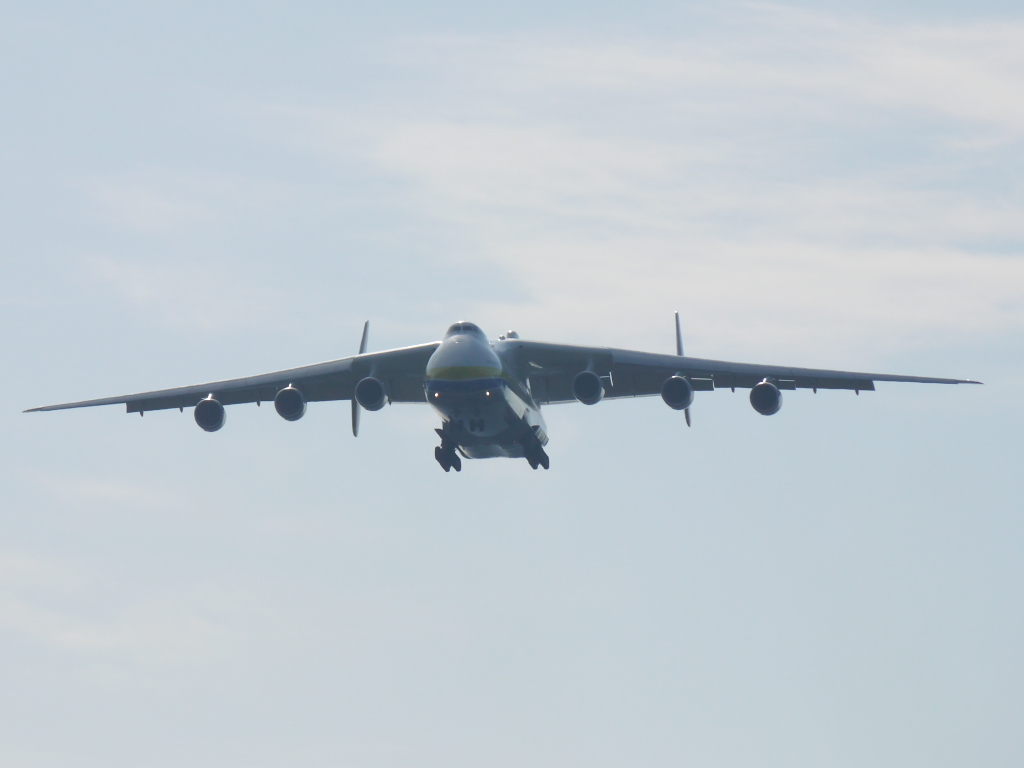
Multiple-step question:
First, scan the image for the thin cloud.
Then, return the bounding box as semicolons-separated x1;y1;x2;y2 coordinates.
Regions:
0;552;251;668
76;8;1024;357
313;11;1024;355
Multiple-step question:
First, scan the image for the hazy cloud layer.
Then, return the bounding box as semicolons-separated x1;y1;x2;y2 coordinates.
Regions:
1;5;1021;767
237;10;1024;353
43;8;1023;358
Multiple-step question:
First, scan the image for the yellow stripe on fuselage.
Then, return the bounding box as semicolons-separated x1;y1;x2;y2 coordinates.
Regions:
425;366;503;381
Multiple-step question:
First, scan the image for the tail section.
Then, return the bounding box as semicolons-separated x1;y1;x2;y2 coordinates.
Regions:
352;321;369;436
675;311;691;427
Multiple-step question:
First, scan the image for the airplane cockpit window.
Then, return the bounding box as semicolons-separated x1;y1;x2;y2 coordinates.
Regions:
446;322;484;337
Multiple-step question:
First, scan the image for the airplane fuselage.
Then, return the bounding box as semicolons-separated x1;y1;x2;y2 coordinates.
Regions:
424;322;548;465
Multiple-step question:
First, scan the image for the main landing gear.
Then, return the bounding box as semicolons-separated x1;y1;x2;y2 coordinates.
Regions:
524;445;550;470
434;427;462;472
521;424;549;470
434;444;462;472
433;424;549;472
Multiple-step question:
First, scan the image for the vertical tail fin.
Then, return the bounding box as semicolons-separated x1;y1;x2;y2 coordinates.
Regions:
358;320;369;354
675;311;691;427
352;321;369;436
675;311;684;356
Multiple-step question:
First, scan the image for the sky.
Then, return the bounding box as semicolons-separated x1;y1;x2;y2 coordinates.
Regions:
1;2;1022;766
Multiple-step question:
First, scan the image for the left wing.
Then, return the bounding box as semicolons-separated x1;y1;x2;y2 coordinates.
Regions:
25;342;440;414
503;341;980;404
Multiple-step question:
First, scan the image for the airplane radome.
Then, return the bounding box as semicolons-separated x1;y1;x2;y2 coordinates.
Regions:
26;315;981;472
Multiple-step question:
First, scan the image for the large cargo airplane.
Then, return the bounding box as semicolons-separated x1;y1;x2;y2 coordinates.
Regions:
26;315;980;471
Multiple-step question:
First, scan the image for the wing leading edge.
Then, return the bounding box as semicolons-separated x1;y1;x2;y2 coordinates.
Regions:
25;342;440;414
505;341;980;405
26;332;980;415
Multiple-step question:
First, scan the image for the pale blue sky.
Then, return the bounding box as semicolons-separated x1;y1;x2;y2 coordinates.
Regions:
1;2;1021;767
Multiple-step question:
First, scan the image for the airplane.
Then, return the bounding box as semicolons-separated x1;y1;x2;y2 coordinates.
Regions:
25;314;981;472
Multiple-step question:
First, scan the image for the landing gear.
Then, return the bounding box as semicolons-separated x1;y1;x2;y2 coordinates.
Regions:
434;427;463;473
432;423;548;471
524;445;549;470
518;424;549;470
434;445;462;472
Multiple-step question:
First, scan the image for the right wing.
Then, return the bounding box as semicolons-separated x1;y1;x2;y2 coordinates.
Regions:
505;341;980;404
25;342;440;414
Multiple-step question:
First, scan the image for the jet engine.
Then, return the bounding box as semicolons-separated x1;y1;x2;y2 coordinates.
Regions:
750;380;782;415
354;377;387;411
194;396;226;432
661;375;694;410
274;385;306;421
572;371;604;405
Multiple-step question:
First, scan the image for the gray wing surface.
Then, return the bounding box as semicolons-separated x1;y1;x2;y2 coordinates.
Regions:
25;342;440;414
505;341;981;405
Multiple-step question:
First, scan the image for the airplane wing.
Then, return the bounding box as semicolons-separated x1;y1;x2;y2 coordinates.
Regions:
507;341;981;404
25;342;440;414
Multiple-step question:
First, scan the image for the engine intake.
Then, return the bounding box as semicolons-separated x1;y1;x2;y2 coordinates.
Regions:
572;371;604;405
274;385;306;421
750;380;782;415
354;377;387;411
194;396;226;432
661;375;694;410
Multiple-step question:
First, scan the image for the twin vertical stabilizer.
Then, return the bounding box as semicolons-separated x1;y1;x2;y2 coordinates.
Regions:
352;321;369;436
675;311;691;427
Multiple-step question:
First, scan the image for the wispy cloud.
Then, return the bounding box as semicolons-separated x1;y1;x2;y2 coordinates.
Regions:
0;551;250;669
259;8;1024;356
49;473;169;507
64;7;1024;359
87;254;291;332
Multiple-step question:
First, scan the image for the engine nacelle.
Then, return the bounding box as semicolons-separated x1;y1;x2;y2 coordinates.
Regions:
572;371;604;405
750;380;782;415
274;385;306;421
661;375;694;410
194;396;226;432
354;376;387;411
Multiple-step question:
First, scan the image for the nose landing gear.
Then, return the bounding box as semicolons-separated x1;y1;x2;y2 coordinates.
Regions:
434;444;462;472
